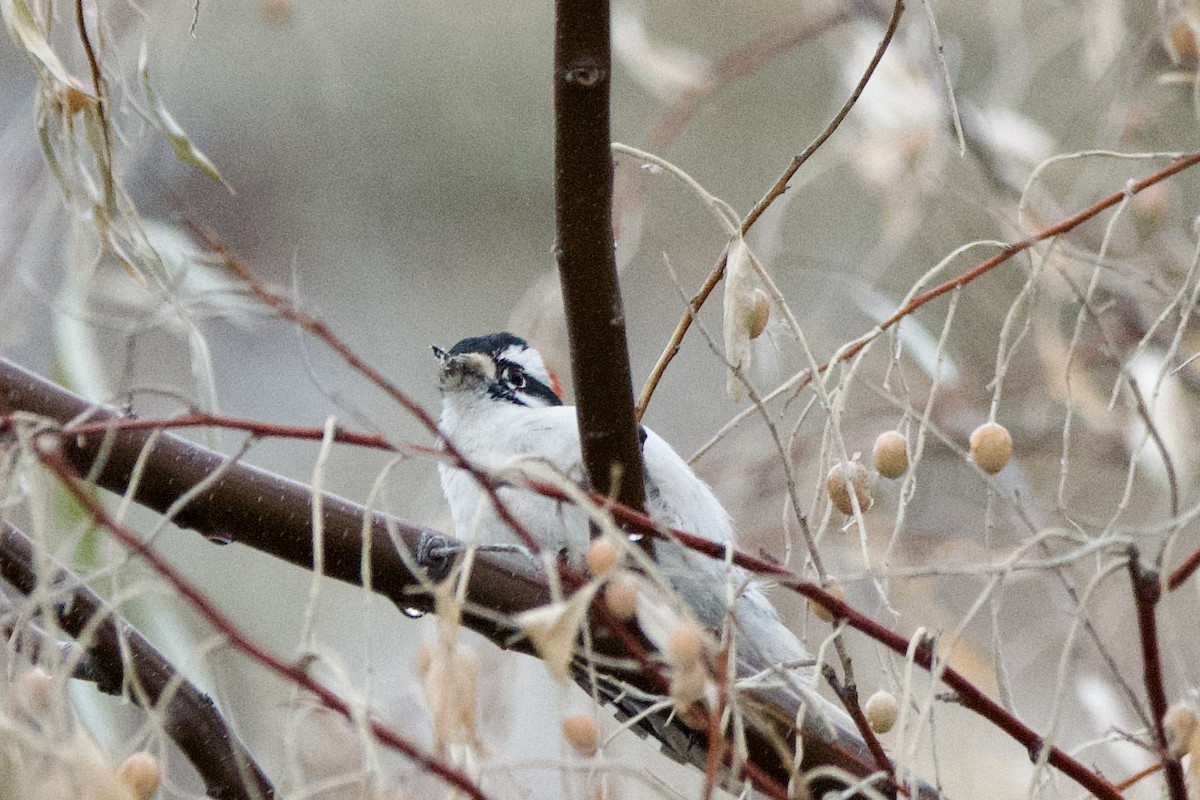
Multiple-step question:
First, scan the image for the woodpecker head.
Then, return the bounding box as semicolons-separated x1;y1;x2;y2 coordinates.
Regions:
433;333;563;408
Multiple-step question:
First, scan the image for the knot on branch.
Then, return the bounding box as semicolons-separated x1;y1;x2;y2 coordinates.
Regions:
563;60;604;87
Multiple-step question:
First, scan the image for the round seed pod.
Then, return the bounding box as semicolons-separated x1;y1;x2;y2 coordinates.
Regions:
872;431;909;479
604;576;639;621
13;668;53;716
864;690;899;733
586;538;620;576
809;581;845;623
1168;14;1198;59
562;714;599;756
826;461;873;515
970;422;1013;474
118;752;161;800
667;619;708;666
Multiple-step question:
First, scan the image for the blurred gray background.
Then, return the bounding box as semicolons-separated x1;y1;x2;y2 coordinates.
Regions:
2;0;1199;798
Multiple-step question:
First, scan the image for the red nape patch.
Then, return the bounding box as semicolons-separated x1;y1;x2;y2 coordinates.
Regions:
547;367;564;400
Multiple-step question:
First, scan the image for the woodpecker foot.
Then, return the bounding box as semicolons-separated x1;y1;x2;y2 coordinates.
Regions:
416;532;462;581
417;534;536;581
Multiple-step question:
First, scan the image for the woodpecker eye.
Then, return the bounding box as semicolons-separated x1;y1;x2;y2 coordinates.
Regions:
503;365;526;390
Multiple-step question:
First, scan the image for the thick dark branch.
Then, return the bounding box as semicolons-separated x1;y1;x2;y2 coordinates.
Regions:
0;358;889;794
0;358;548;635
553;0;647;524
0;520;275;800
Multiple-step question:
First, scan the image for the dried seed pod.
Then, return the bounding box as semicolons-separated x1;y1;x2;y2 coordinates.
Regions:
826;461;873;515
667;619;708;666
12;668;53;716
1167;12;1199;60
723;238;757;401
1164;703;1198;757
864;690;899;733
418;639;482;749
56;83;92;115
263;0;293;24
809;581;845;623
562;713;599;756
604;575;639;620
1133;181;1171;228
748;289;771;339
118;752;161;800
872;431;909;479
970;422;1013;474
586;538;620;576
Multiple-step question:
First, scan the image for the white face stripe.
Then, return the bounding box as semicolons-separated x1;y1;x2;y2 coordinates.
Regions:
497;342;552;386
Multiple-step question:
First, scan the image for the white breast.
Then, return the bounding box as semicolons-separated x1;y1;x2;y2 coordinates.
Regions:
437;395;809;670
438;400;591;561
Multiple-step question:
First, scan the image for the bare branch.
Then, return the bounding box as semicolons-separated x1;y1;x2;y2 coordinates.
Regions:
0;520;275;800
636;0;907;418
1128;548;1188;800
554;0;648;535
0;358;883;795
33;447;496;800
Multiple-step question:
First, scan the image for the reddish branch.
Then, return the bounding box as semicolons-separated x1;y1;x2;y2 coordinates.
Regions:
861;151;1200;354
1167;543;1200;591
807;151;1200;403
2;357;1130;799
0;521;275;800
586;496;1125;800
65;412;401;452
31;445;495;800
636;0;906;420
639;152;1200;421
824;666;895;780
1128;549;1187;800
0;359;880;795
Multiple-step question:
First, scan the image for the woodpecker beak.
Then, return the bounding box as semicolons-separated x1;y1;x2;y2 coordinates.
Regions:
434;346;495;393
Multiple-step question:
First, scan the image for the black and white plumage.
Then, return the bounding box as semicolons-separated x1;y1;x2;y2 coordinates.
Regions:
433;332;861;745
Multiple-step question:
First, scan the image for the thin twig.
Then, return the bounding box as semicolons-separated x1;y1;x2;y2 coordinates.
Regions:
1168;545;1200;590
1125;376;1181;521
32;444;495;800
0;359;885;795
646;5;855;152
823;665;895;780
74;0;115;210
0;521;276;800
63;412;399;453
1114;759;1165;791
689;149;1200;455
635;0;906;419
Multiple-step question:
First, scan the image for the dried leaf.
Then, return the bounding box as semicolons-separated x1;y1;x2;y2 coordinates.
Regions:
722;237;757;401
515;583;597;681
2;0;82;89
138;43;233;192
